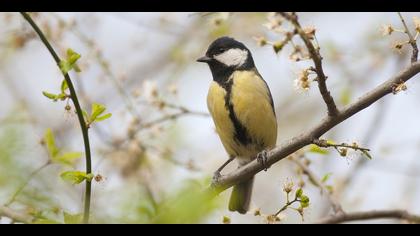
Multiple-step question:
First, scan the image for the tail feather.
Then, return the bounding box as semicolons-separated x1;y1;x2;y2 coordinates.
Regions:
228;178;254;214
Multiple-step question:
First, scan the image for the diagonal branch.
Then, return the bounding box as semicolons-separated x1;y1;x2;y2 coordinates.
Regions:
280;12;339;116
398;12;419;63
208;61;420;196
316;209;420;224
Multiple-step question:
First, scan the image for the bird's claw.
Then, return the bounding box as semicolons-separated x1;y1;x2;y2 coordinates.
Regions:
257;150;270;171
212;170;222;183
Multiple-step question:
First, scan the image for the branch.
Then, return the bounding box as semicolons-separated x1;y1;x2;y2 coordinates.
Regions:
291;157;344;215
398;12;419;63
316;209;420;224
20;12;92;224
0;205;33;224
209;61;420;196
280;12;339;116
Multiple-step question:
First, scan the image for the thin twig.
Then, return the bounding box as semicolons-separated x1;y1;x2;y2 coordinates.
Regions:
4;161;51;207
20;12;92;224
291;157;344;215
312;139;370;152
398;12;418;63
280;12;339;116
316;209;420;224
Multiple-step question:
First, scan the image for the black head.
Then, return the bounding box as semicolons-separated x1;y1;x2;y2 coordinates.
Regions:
197;37;255;71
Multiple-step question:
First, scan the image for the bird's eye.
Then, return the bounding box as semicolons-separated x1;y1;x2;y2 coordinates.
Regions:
218;48;226;53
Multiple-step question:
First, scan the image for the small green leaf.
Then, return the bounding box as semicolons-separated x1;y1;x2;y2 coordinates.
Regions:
361;150;372;160
42;91;58;101
63;212;83;224
56;93;67;101
308;144;329;155
295;188;303;199
67;48;81;65
53;152;83;166
59;60;72;75
44;128;59;158
59;49;81;75
321;173;332;183
61;80;68;93
60;171;90;185
300;195;310;208
90;103;106;122
95;113;112;122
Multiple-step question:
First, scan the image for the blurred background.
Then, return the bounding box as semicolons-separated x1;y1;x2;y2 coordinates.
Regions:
0;12;420;224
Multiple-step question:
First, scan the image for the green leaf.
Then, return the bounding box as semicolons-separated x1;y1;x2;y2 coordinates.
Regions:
67;48;81;65
56;93;67;101
42;91;58;101
59;60;72;75
61;80;68;93
321;173;332;183
308;144;329;155
44;128;59;158
59;49;81;75
53;152;82;166
60;171;91;185
95;113;112;122
90;103;106;122
295;188;303;199
361;150;372;160
300;195;310;208
63;212;83;224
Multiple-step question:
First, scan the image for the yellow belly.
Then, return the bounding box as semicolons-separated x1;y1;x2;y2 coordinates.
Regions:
207;70;277;161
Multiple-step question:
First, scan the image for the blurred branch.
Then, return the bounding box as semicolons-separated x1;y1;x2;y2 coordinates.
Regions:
316;209;420;224
397;12;418;63
280;12;339;116
291;156;344;215
209;60;420;196
20;12;92;224
0;205;33;224
4;161;51;207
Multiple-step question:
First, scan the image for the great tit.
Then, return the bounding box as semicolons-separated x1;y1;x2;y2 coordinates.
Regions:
197;37;277;214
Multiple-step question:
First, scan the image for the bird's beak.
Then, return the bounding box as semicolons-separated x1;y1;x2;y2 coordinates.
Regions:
196;56;212;63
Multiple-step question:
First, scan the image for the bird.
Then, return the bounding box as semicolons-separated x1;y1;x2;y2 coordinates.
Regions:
197;36;278;214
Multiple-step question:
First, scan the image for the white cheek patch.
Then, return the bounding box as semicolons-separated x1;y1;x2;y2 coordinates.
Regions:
214;48;248;67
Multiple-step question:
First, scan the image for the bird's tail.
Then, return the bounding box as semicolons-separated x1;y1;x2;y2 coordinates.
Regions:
228;177;254;214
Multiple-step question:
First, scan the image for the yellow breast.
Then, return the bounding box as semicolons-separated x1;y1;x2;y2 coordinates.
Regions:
207;70;277;159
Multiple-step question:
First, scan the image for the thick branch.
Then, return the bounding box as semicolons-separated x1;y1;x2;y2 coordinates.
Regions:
0;205;33;224
20;12;92;224
280;12;339;116
316;209;420;224
209;61;420;195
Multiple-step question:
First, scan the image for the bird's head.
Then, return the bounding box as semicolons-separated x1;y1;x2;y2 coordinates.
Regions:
197;37;254;70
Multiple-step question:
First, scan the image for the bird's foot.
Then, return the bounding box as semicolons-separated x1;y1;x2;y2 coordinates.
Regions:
257;150;270;171
212;170;222;183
